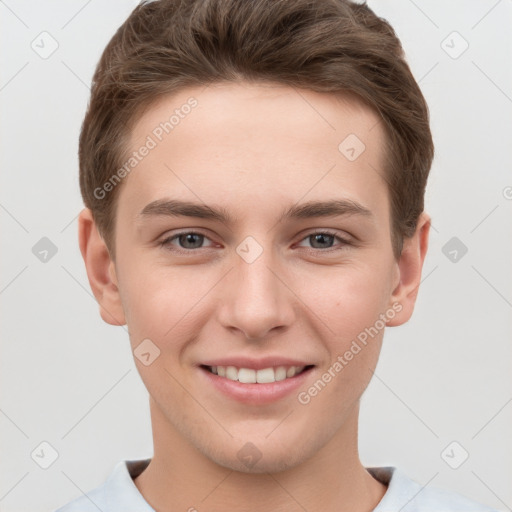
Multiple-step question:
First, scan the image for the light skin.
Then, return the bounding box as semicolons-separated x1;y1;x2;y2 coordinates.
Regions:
79;82;430;512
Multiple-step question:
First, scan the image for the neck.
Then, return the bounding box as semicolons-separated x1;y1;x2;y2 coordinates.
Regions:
134;399;387;512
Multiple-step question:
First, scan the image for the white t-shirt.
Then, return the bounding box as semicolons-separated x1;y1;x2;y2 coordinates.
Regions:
54;458;498;512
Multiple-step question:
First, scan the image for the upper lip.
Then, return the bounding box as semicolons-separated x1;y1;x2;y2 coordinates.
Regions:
199;357;316;370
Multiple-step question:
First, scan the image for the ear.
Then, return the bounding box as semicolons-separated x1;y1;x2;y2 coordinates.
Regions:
78;208;126;326
386;212;430;327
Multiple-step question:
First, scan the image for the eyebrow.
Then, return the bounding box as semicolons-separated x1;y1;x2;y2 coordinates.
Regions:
138;198;373;224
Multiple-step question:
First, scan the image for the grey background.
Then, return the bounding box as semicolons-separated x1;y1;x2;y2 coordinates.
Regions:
1;1;511;511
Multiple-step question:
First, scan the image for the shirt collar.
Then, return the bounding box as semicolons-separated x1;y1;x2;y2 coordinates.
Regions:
105;458;154;510
115;459;408;511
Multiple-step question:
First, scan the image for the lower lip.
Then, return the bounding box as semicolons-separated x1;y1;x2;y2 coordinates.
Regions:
199;366;314;405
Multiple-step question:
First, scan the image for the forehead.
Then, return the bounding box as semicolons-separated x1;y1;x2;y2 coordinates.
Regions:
129;81;384;152
119;81;389;222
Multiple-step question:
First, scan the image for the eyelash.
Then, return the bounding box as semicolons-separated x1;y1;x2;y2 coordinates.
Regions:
159;229;352;254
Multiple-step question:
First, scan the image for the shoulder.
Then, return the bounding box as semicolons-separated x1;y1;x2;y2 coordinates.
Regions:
368;466;499;512
53;458;153;512
53;485;107;512
409;483;498;512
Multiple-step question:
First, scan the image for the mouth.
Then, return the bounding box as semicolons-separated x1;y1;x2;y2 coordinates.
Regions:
200;364;314;383
198;363;316;405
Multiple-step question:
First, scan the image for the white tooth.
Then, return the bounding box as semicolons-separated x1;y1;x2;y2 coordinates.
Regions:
215;365;305;382
274;366;287;381
256;367;276;383
225;366;238;381
238;368;256;383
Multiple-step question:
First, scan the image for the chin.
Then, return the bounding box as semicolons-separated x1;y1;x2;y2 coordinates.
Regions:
201;436;316;475
219;452;305;475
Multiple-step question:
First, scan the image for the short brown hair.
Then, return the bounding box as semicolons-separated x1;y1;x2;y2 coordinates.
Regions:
79;0;434;260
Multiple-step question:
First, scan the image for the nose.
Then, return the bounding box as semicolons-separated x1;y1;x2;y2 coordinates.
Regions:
216;243;296;341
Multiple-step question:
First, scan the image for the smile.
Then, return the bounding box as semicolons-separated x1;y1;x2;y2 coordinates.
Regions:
198;358;316;404
203;365;311;383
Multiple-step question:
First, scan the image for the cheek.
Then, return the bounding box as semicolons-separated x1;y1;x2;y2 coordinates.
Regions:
116;265;171;338
309;265;392;335
310;278;387;404
119;265;211;351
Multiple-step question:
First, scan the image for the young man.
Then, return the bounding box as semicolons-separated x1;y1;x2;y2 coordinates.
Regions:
55;0;497;510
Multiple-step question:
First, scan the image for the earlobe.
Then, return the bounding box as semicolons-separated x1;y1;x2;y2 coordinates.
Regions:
386;212;430;327
78;208;126;326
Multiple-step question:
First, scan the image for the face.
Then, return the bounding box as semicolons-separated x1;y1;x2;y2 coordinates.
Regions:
106;82;406;473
